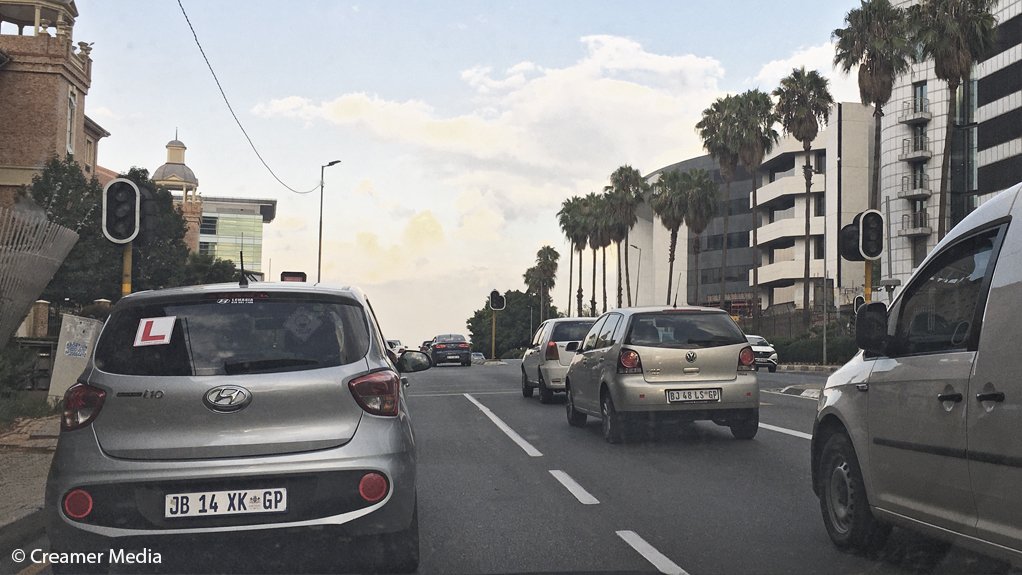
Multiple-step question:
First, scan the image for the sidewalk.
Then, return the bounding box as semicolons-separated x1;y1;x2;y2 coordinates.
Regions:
0;415;59;551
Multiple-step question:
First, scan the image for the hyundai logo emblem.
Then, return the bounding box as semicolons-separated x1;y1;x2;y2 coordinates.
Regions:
685;351;697;363
203;386;252;413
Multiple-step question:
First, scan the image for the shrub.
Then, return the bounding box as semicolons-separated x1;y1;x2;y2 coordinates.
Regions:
500;347;526;360
775;334;858;365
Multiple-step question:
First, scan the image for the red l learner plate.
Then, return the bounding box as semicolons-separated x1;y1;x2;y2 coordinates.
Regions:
667;389;721;403
164;488;287;518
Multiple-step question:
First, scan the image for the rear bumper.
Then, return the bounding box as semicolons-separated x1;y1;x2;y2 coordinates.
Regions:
538;362;570;390
611;372;759;415
45;413;416;550
432;350;471;364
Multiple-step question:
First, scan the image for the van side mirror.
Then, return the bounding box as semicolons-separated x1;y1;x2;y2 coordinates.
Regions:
856;302;889;356
565;341;579;352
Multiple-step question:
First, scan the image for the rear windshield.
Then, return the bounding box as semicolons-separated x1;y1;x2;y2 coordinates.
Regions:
94;294;370;376
625;312;746;349
550;321;595;342
436;334;466;343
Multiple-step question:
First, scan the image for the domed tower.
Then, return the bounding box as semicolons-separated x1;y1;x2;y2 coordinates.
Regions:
153;136;202;251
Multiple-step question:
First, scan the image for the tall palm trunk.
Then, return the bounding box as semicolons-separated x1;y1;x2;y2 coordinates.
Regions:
616;240;623;308
693;233;702;305
719;182;730;310
624;230;632;306
752;174;760;294
601;247;607;313
590;247;597;316
666;228;678;305
802;146;813;327
937;77;960;240
576;247;584;317
566;247;574;316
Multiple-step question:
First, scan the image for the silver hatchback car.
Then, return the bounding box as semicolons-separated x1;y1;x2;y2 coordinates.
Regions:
521;317;595;403
564;306;758;443
45;282;431;573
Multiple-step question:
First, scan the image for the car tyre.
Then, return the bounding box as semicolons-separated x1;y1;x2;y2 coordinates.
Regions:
566;385;587;427
729;409;759;439
538;371;554;404
521;369;534;398
768;365;777;373
601;391;625;444
818;433;890;553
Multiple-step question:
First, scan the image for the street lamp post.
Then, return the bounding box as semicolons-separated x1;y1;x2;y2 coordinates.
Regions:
318;160;342;283
630;244;642;306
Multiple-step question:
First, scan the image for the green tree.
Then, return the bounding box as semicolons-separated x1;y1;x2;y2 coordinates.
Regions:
604;166;647;306
697;95;741;310
120;168;190;292
833;0;913;211
466;290;559;359
182;253;238;285
651;170;689;305
734;90;780;292
908;0;997;238
557;196;588;317
685;170;720;306
773;67;835;325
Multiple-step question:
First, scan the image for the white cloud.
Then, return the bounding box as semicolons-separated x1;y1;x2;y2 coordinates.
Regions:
749;42;862;104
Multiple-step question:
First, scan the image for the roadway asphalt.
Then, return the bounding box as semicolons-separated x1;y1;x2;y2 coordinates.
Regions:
4;363;1015;574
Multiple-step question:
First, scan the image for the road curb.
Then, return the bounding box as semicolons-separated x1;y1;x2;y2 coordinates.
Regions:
0;509;45;554
777;386;822;400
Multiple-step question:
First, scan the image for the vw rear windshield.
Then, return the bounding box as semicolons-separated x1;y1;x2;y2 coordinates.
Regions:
625;312;746;349
94;294;370;376
551;321;595;342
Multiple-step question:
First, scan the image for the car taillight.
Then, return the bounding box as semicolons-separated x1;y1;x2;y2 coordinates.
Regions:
63;488;93;520
738;346;756;371
618;349;642;374
349;371;401;416
61;383;106;432
358;472;389;503
545;341;559;361
458;343;469;349
435;344;446;349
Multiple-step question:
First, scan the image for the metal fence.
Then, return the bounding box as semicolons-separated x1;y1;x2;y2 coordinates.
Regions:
0;207;78;346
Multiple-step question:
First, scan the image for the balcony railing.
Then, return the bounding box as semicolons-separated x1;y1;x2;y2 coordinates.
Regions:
899;135;932;162
899;211;932;237
898;98;932;124
898;174;932;200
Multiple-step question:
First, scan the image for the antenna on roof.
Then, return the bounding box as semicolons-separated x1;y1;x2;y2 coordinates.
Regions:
238;232;249;288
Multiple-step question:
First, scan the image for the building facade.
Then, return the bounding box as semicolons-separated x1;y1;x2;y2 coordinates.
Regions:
880;0;1022;288
0;0;107;207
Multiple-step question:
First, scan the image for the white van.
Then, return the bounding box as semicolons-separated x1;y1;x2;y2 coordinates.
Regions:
811;181;1022;567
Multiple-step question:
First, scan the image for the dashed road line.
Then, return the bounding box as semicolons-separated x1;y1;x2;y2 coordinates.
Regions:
616;530;689;575
408;390;519;397
549;470;600;505
463;393;543;457
759;423;812;440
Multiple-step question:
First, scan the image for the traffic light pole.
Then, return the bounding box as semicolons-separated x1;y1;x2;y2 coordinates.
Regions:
491;308;496;361
121;243;132;296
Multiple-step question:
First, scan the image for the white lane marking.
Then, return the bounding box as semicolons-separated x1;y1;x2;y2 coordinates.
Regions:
408;390;519;397
549;470;600;505
762;389;818;402
759;423;813;440
616;530;689;575
463;393;543;457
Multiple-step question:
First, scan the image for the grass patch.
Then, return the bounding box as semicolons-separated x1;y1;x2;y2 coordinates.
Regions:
0;392;59;431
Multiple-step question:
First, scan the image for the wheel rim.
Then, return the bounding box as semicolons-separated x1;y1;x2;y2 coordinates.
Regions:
566;390;574;417
601;397;611;437
826;458;854;535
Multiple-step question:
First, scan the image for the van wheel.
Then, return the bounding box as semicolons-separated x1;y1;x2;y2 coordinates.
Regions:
566;386;587;427
819;433;890;552
729;409;759;439
601;391;625;444
538;371;553;404
521;369;533;398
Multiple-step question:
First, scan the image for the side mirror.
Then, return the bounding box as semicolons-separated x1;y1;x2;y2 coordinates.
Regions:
856;302;889;356
565;341;580;352
396;350;432;373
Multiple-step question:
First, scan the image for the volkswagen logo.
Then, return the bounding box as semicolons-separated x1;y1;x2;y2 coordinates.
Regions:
203;386;252;413
685;351;697;363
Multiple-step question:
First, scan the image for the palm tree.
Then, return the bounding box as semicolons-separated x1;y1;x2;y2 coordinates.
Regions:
773;67;835;326
558;197;587;316
651;170;689;305
684;170;719;306
908;0;997;238
697;95;741;311
604;190;630;309
734;90;780;293
534;245;559;320
833;0;913;212
604;166;647;306
591;201;614;314
582;192;604;316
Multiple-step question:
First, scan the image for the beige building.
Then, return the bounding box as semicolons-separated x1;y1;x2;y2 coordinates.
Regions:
0;0;108;207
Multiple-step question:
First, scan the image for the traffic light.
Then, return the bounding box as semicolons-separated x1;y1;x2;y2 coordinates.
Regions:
839;217;864;262
853;295;866;312
102;178;140;244
488;289;506;310
859;209;884;260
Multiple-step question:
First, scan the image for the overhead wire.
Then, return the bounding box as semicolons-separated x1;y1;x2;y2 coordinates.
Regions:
176;0;320;195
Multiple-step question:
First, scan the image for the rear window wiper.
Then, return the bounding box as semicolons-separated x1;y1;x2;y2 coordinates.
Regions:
223;358;320;375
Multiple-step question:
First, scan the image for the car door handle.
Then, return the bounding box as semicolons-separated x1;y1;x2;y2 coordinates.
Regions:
937;392;963;403
855;383;869;392
976;391;1005;403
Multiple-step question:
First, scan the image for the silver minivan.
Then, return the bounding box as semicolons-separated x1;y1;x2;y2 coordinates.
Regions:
812;181;1022;567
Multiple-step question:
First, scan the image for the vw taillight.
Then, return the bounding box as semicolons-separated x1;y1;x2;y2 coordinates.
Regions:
545;342;559;361
618;349;642;374
738;346;756;371
349;371;401;416
62;383;106;432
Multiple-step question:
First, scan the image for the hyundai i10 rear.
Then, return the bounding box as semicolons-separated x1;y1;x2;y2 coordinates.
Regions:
45;283;430;573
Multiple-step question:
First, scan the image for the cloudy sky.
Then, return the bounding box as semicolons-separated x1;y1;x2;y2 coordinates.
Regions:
72;0;862;346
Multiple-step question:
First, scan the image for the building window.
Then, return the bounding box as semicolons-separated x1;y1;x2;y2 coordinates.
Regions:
199;242;214;256
66;87;77;154
912;82;927;112
200;216;218;235
814;194;826;217
814;150;826;174
814;237;825;260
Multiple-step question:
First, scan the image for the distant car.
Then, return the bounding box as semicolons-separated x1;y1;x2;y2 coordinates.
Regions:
565;306;758;443
419;340;432;353
471;352;486;364
387;339;407;354
745;334;778;372
45;282;432;573
430;334;471;366
521;317;596;403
